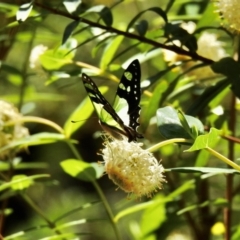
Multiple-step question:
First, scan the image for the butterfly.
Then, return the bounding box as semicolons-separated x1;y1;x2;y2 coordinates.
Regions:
82;59;143;142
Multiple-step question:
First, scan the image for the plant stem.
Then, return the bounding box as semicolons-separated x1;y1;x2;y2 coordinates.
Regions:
66;141;121;240
34;1;213;64
205;147;240;171
147;138;192;152
5;116;64;134
92;180;122;240
21;193;64;236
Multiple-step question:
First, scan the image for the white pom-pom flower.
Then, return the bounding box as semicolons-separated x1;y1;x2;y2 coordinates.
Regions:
101;138;165;198
215;0;240;32
0;100;29;159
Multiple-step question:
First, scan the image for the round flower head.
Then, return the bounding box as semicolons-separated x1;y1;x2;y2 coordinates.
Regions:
0;100;29;159
215;0;240;32
101;138;165;198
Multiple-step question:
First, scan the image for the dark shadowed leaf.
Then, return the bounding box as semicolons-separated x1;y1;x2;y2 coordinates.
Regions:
211;57;240;77
86;5;113;26
212;58;240;99
127;7;168;32
136;20;148;36
164;23;198;52
62;20;80;45
186;78;230;116
156;106;204;139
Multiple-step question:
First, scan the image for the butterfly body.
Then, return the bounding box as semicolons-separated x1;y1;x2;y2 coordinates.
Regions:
82;59;143;142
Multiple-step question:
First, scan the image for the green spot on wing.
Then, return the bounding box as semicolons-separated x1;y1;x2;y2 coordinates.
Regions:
124;71;133;80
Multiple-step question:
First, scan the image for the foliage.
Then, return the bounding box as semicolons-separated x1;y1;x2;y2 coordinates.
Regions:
0;0;240;240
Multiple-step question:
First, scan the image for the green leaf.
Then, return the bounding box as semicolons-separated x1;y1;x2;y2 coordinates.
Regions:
63;0;82;13
0;174;49;192
40;48;74;70
177;198;228;215
156;106;204;140
64;86;108;138
0;161;48;171
85;5;113;26
164;23;197;52
127;7;168;32
141;81;168;131
167;167;240;174
0;133;67;155
62;20;80;45
211;57;240;77
140;195;166;237
186;79;230;116
90;162;104;179
100;36;124;70
60;159;97;182
177;109;194;139
135;20;148;36
16;1;33;22
185;128;222;152
11;174;33;190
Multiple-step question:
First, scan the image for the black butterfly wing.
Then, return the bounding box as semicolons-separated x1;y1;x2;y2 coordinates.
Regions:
82;59;143;141
113;59;142;139
82;73;128;140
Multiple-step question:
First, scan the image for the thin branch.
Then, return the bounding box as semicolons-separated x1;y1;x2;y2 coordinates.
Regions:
34;2;214;64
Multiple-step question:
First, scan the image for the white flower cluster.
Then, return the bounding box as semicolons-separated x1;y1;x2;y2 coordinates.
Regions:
163;22;227;80
29;44;47;69
101;138;165;198
0;100;29;159
215;0;240;32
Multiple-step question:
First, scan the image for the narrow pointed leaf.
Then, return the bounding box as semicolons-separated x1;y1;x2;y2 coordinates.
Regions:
62;20;80;45
64;86;108;138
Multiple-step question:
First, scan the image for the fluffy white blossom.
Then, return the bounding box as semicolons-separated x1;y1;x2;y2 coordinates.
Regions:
0;100;29;159
101;138;165;198
215;0;240;32
163;22;227;80
29;44;48;69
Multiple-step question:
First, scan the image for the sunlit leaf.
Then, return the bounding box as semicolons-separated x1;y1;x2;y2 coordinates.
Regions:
141;81;168;131
60;159;97;182
167;167;240;174
16;1;33;22
40;48;74;70
11;174;33;190
140;195;166;237
0;133;67;155
185;128;222;152
63;0;82;13
100;36;124;70
0;174;49;192
64;86;108;137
